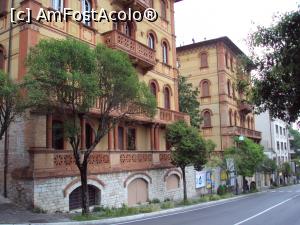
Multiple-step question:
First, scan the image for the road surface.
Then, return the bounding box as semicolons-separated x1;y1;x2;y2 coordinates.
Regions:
109;184;300;225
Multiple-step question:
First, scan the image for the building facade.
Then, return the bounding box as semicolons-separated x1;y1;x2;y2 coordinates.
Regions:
177;37;262;155
255;111;292;165
0;0;205;212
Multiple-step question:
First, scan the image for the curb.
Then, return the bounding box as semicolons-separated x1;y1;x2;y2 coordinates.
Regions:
12;192;263;225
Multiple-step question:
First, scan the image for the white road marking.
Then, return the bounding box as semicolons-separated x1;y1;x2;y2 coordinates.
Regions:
233;194;300;225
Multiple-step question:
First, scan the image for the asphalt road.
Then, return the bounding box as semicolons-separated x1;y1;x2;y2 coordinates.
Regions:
111;184;300;225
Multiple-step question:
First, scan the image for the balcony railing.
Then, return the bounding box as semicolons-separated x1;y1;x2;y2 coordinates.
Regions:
103;30;156;70
29;149;173;178
222;126;262;140
113;0;153;11
238;101;252;114
157;107;190;124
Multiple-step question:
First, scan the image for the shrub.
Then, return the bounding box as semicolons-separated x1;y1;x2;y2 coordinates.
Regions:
139;204;160;213
209;195;221;201
149;198;161;204
217;185;228;195
250;181;256;191
161;201;175;209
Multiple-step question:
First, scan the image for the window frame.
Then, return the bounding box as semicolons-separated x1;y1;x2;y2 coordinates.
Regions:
160;0;167;20
162;42;168;64
52;0;64;11
81;0;92;27
200;52;208;68
203;110;212;128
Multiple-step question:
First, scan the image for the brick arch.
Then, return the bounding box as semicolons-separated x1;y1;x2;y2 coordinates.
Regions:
161;38;171;50
123;172;152;188
163;168;182;182
147;29;158;44
163;84;173;96
149;79;160;92
202;108;213;116
63;175;105;197
200;79;211;97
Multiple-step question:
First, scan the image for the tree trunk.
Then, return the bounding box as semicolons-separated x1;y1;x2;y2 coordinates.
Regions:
242;176;247;193
80;164;89;215
181;167;187;201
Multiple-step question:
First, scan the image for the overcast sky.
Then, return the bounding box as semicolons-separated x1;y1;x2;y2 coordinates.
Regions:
174;0;299;55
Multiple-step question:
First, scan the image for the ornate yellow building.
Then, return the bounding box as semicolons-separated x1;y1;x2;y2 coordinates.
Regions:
0;0;194;211
177;37;261;155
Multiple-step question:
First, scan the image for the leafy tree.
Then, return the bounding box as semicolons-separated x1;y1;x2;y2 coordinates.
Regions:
25;39;156;214
249;8;300;122
0;71;26;141
258;155;277;174
166;121;213;201
178;76;201;128
225;137;264;192
280;162;292;185
289;127;300;155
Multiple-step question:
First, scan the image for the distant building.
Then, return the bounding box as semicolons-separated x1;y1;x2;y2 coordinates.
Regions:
255;110;292;165
177;36;262;155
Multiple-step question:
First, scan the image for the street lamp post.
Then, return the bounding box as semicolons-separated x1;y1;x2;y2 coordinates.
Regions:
235;135;245;195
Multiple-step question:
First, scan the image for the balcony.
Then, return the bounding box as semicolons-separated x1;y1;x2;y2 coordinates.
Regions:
238;101;252;114
222;126;262;140
112;0;153;11
103;30;156;71
156;107;190;124
28;148;173;178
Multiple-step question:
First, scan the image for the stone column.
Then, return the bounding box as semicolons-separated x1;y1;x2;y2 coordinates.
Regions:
108;123;114;150
114;125;118;150
80;117;86;150
155;124;160;150
46;114;52;148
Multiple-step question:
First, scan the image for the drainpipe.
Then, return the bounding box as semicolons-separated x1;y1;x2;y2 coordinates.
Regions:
4;0;14;198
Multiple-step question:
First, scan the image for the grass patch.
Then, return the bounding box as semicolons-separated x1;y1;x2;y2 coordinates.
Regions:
72;192;239;221
72;214;99;221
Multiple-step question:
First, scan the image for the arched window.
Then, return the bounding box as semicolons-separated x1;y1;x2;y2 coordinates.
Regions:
201;80;210;97
161;0;167;19
166;174;180;190
69;185;100;210
150;82;157;98
200;52;208;68
229;109;232;126
203;110;212;127
227;79;231;97
82;0;91;26
162;42;168;64
52;120;64;150
164;86;171;109
148;33;155;49
0;47;5;70
234;111;237;126
52;0;63;11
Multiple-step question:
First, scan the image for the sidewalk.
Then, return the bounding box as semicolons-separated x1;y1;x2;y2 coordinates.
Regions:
0;196;71;224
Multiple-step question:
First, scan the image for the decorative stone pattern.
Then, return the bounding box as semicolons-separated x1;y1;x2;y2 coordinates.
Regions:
32;167;203;212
